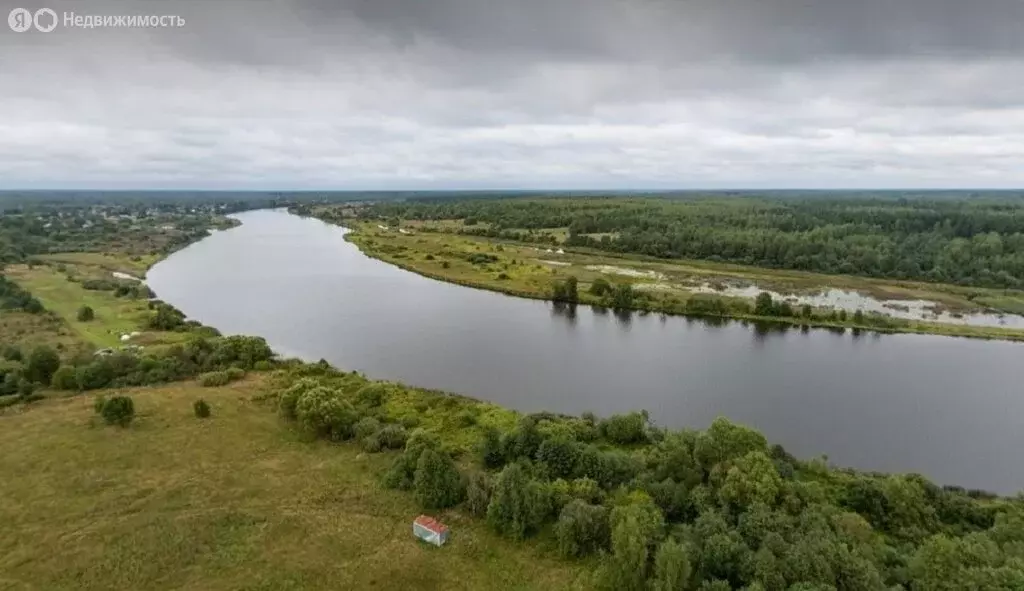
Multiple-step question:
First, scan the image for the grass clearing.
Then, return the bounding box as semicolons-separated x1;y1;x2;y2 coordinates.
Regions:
0;377;590;590
35;252;155;276
4;264;185;349
0;310;84;354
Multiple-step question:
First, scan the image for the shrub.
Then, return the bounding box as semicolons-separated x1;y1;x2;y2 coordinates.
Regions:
50;366;78;390
589;278;612;296
556;500;610;558
225;367;245;381
413;449;465;510
362;432;385;453
295;387;359;440
193;399;211;418
355;383;386;408
253;360;274;371
2;346;22;362
199;370;231;387
466;471;493;517
503;416;543;461
651;539;692;591
599;412;648;445
25;345;60;385
278;378;320;420
354;417;382;441
377;424;408;449
479;426;506;469
456;409;477;427
538;437;583;479
487;462;552;539
97;395;135;427
76;305;95;321
496;272;510;280
442;261;451;269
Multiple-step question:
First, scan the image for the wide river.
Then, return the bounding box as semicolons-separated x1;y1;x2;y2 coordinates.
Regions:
147;209;1024;494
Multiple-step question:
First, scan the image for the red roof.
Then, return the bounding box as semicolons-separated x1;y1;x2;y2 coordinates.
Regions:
414;515;449;534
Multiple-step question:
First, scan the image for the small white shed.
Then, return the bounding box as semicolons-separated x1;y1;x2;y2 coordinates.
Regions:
413;515;449;547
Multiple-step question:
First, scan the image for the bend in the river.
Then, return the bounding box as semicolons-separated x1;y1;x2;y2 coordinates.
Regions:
146;209;1024;494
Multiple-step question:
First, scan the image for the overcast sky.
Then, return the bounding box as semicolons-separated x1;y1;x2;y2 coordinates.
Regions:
1;0;1023;189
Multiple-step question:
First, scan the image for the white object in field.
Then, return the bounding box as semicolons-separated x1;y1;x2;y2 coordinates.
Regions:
413;515;449;547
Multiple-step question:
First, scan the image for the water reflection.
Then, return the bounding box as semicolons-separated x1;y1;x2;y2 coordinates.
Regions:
551;302;578;325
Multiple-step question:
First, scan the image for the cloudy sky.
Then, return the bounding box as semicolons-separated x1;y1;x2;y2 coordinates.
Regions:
1;0;1023;189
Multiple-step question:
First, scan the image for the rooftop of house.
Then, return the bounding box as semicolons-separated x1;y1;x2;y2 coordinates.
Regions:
414;515;448;534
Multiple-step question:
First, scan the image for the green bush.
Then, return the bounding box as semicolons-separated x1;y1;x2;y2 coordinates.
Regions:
97;395;135;427
354;417;382;441
589;278;612;296
538;437;583;479
295;386;359;440
487;462;552;540
199;370;231;387
2;346;22;362
599;412;648;445
225;367;245;381
50;366;78;390
25;345;60;385
193;399;211;418
253;360;274;371
456;409;477;427
478;426;506;469
278;378;320;420
377;424;408;449
355;383;386;407
413;449;465;510
76;305;95;321
383;429;440;490
466;471;493;517
556;500;610;558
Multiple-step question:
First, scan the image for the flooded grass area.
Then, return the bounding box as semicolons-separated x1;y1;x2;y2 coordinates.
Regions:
347;220;1024;334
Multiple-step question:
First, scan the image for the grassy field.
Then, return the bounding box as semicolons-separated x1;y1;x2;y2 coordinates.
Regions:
4;263;186;350
345;222;1024;341
35;252;156;276
0;309;84;354
0;377;590;590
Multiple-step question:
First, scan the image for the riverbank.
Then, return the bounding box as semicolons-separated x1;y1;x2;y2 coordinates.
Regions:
334;218;1024;342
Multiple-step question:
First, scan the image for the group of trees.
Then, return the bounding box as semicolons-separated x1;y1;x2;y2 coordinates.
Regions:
0;275;44;313
362;195;1024;288
271;367;1024;590
0;335;274;398
551;276;578;303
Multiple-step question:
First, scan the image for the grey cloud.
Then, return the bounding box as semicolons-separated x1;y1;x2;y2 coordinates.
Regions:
0;0;1023;188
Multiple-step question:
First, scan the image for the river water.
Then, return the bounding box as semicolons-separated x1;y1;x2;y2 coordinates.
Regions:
146;209;1024;494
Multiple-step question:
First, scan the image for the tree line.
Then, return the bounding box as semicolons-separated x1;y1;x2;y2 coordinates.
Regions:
363;195;1024;288
274;368;1024;590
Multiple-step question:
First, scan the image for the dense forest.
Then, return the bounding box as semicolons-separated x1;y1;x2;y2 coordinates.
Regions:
363;194;1024;289
276;367;1024;590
